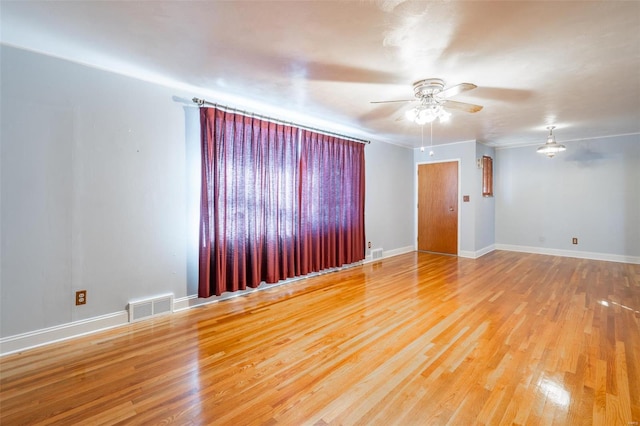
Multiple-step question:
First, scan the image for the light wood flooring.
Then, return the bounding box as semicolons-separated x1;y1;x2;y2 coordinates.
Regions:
1;251;639;425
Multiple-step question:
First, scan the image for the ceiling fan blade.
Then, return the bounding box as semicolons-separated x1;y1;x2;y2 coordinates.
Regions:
370;99;417;104
359;103;406;122
443;100;483;113
439;83;477;98
305;62;407;84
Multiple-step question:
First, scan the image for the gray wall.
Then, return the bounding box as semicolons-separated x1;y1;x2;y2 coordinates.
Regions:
475;143;496;253
1;46;189;337
365;141;414;255
0;46;415;339
495;134;640;258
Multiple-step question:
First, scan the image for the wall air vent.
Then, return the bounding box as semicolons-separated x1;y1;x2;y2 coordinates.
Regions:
371;248;383;261
128;294;174;323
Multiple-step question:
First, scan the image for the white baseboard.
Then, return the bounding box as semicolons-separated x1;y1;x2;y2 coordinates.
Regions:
173;290;258;311
173;294;201;311
174;260;367;311
0;311;128;356
16;243;631;356
363;245;414;263
458;250;475;258
1;261;374;356
458;244;496;259
384;245;415;258
495;244;640;264
476;244;496;258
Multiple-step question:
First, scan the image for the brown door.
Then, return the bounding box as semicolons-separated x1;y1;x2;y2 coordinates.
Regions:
418;161;458;255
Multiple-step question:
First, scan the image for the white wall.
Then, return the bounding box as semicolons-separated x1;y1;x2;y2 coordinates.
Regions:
0;46;415;347
495;134;640;262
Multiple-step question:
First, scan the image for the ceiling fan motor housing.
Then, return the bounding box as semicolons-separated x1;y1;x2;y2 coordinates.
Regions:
413;78;446;99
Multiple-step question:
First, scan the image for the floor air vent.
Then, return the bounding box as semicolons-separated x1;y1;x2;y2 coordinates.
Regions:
371;248;383;261
128;294;174;323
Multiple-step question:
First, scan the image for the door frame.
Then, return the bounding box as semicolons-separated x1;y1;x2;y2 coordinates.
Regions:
414;159;461;256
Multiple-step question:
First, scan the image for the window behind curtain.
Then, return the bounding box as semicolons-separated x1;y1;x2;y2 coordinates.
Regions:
199;107;365;298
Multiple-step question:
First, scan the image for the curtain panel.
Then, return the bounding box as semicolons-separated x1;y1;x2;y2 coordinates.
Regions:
199;107;365;298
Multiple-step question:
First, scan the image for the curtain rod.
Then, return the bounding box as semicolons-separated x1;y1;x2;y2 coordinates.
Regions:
192;97;370;145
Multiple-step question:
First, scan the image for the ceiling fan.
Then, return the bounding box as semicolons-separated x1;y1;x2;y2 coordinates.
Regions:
371;78;483;124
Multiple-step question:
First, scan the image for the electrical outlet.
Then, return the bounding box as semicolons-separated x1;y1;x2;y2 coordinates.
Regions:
75;290;87;306
572;238;578;245
367;241;372;249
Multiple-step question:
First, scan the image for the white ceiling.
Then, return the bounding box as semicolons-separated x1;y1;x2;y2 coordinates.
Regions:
2;1;639;148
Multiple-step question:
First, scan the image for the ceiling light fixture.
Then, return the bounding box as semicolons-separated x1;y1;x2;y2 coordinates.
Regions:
405;99;451;125
537;126;566;158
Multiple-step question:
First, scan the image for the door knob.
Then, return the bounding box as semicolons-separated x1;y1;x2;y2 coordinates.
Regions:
449;207;454;211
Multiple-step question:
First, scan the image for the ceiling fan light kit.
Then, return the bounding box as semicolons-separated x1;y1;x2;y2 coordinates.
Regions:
405;103;451;125
372;78;483;127
537;126;566;158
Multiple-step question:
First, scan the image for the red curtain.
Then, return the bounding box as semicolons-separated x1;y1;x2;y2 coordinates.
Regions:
199;107;365;297
298;131;366;275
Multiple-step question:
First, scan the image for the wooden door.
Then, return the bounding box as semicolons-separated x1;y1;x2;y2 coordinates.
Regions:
417;162;458;255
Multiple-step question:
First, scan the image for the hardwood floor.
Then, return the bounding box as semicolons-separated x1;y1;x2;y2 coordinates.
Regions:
1;251;639;425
